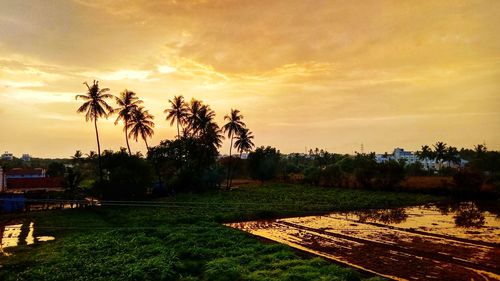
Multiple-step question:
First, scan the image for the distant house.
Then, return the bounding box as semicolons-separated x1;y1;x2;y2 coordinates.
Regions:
375;148;421;165
375;147;467;170
1;151;13;161
3;168;62;193
22;154;31;162
5;168;46;179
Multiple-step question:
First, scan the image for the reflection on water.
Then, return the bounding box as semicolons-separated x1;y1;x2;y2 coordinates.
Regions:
453;202;486;228
354;208;408;224
1;221;55;256
228;202;500;281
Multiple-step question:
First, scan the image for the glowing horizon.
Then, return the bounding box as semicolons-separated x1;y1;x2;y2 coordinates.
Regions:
1;0;499;158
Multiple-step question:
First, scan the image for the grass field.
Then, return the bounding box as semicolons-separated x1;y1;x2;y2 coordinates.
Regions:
0;184;442;281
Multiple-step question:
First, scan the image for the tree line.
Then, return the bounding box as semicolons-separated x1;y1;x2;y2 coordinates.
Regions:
74;80;255;197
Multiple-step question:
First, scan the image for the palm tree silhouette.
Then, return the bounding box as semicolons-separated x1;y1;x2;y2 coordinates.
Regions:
75;80;114;182
164;95;188;138
186;98;203;135
222;109;246;189
198;105;224;149
232;128;254;187
114;90;143;155
416;145;434;170
127;106;155;150
234;128;255;157
433;141;447;169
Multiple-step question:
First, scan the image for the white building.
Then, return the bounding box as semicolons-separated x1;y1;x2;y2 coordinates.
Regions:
1;151;13;161
22;154;31;162
375;148;437;170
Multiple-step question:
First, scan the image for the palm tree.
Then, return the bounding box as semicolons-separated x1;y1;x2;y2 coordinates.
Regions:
433;141;447;168
232;128;254;187
164;95;188;138
186;98;203;136
127;106;155;150
76;80;114;182
416;145;434;170
474;144;487;157
71;150;83;164
445;146;460;167
234;128;255;157
114;90;143;155
222;109;246;189
86;151;97;161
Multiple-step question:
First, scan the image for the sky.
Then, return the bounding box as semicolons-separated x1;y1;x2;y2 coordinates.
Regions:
0;0;499;158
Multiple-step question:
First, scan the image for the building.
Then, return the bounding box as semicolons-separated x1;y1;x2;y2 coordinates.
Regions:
375;148;437;170
5;168;46;179
393;148;418;163
0;167;5;192
3;168;62;192
1;151;13;161
21;154;31;162
375;147;469;170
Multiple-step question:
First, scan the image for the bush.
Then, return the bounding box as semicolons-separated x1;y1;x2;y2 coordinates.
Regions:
303;166;321;186
247;146;280;182
147;137;221;193
452;169;484;195
374;160;406;190
98;151;154;199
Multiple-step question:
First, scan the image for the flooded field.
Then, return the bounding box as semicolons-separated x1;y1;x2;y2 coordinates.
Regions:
227;202;500;281
1;221;55;256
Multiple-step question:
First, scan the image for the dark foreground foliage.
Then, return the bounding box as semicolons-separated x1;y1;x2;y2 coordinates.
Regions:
0;184;439;281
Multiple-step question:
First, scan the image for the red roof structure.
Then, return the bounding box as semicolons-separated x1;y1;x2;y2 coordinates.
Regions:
5;168;45;177
6;177;63;190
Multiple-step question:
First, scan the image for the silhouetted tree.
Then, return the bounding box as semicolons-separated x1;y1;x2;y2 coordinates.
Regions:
127;106;155;150
114;90;143;155
75;80;114;182
433;141;447;169
247;146;280;183
164;95;188;138
222;109;246;189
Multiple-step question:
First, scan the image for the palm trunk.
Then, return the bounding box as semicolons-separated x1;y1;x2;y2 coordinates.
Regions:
144;138;149;151
226;135;234;190
176;121;180;138
230;151;243;187
125;120;132;156
94;118;103;183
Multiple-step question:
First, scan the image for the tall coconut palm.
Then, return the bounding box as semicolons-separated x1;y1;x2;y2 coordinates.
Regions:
444;146;460;167
416;145;434;170
234;128;255;157
232;128;254;187
186;98;203;136
222;109;246;189
75;80;114;182
164;95;188;138
195;104;215;135
127;106;155;150
114;90;143;155
433;141;447;168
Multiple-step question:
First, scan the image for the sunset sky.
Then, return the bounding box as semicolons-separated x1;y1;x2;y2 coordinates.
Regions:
1;0;499;158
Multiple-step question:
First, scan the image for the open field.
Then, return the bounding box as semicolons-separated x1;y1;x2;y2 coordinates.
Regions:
1;184;442;280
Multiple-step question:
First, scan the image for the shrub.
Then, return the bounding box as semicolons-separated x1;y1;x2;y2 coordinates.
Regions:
247;146;280;182
452;169;484;195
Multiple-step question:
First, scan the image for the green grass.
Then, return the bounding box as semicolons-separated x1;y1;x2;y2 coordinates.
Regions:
0;184;440;281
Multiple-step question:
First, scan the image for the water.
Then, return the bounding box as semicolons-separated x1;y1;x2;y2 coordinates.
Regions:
227;202;500;281
1;221;55;256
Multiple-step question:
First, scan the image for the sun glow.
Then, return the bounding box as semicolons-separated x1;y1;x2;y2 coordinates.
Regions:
0;0;499;157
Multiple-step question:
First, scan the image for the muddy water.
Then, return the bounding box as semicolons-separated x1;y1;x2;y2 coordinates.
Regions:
227;202;500;281
1;221;55;256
